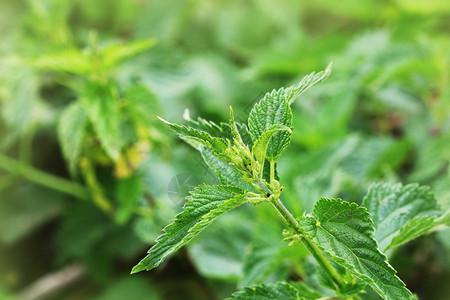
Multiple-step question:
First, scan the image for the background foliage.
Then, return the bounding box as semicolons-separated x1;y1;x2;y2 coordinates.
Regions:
0;0;449;299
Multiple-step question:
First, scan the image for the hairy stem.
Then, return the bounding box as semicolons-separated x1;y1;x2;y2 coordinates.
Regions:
0;152;89;200
256;160;344;287
271;198;345;289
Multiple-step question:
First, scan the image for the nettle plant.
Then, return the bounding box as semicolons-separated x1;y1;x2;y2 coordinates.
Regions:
132;64;448;299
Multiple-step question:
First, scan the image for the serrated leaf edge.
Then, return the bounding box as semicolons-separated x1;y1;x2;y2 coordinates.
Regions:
300;198;412;300
131;184;247;273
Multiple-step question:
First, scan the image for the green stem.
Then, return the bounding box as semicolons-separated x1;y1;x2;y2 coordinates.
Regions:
269;159;275;187
271;198;345;289
79;158;113;214
0;152;89;200
250;154;344;289
19;127;35;165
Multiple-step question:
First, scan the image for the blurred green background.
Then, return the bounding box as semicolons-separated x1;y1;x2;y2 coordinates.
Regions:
0;0;449;299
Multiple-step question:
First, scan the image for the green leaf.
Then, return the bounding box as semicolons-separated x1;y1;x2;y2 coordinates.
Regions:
58;102;87;175
2;67;38;141
292;79;357;149
200;147;253;191
188;212;252;281
93;277;161;300
56;202;143;279
159;118;228;156
0;183;64;245
341;136;404;180
184;110;253;146
408;135;450;182
183;109;253;148
229;282;301;300
237;123;254;147
312;255;367;297
337;281;368;298
131;185;248;273
247;64;331;159
388;214;449;250
362;183;444;251
31;49;91;75
284;62;333;105
185;112;233;140
31;39;155;75
252;124;292;173
115;175;142;224
248;90;293;160
262;159;279;183
290;282;324;299
81;82;120;161
125;84;160;125
102;39;156;69
239;224;291;288
299;198;412;300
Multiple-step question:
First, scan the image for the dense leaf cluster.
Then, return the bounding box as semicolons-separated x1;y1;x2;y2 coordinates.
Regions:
133;66;448;299
1;1;449;299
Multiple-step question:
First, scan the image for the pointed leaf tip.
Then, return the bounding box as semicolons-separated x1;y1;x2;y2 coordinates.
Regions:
157;116;170;124
325;62;333;74
362;182;445;251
